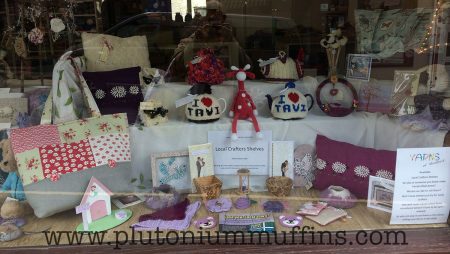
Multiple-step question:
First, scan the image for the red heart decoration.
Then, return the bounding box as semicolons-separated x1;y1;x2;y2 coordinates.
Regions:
201;97;213;107
288;92;300;103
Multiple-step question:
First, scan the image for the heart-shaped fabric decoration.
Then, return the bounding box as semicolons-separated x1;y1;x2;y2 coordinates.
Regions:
201;97;213;107
288;92;300;103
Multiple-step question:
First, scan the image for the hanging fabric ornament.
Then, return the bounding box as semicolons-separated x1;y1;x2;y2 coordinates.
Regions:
27;28;44;45
14;37;27;58
50;18;66;41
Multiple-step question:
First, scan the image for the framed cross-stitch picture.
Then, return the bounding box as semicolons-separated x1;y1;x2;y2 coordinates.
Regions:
151;151;191;193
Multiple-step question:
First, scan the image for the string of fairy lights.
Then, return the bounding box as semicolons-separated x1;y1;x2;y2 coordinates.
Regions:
417;0;448;54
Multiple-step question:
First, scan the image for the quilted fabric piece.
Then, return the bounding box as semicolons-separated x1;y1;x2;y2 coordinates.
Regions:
14;113;130;186
39;140;96;181
15;149;44;186
11;125;61;154
57;113;128;143
313;135;396;198
89;133;131;166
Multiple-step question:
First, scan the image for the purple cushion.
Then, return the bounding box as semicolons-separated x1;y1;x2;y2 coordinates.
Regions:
83;67;143;124
313;135;396;198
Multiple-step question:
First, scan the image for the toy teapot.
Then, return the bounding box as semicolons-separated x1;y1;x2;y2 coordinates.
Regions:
185;84;227;123
266;82;314;120
258;51;304;83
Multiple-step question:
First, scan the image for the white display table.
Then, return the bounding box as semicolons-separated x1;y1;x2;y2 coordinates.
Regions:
130;78;447;190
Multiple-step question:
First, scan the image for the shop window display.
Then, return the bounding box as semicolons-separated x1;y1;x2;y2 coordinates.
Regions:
0;0;449;252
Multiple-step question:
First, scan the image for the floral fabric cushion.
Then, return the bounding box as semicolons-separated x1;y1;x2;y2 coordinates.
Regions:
83;67;144;124
10;113;132;218
313;135;396;198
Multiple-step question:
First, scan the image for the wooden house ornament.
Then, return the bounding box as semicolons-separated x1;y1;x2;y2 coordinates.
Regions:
76;177;113;231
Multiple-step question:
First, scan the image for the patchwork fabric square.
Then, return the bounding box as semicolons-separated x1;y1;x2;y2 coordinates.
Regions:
57;113;128;143
15;148;44;186
39;140;96;181
88;133;131;167
11;125;61;154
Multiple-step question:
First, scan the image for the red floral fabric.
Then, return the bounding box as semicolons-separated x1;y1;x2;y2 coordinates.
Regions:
39;140;96;180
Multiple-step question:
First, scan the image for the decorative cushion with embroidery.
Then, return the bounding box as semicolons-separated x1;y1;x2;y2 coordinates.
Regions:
11;113;132;218
81;33;151;72
313;135;396;198
83;67;144;124
293;144;316;189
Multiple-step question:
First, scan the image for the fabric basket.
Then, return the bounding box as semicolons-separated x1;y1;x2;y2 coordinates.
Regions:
193;175;222;201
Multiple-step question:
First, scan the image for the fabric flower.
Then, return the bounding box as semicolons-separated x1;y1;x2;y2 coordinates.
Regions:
111;86;126;98
354;165;370;178
376;170;393;180
50;18;66;33
28;28;44;45
129;86;140;95
95;89;106;99
316;158;327;170
108;159;117;168
50;173;60;182
332;161;347;174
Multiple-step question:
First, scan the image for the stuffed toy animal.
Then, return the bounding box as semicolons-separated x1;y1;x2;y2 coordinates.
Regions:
227;65;262;140
0;139;33;219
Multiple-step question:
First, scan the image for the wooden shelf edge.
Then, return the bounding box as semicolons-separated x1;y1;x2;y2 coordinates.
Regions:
1;227;448;254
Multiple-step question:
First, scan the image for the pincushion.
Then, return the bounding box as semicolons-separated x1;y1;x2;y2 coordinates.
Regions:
319;186;357;209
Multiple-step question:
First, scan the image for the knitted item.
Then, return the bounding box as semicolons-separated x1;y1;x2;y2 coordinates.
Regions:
227;65;261;140
263;201;285;213
2;172;25;201
234;197;251;209
132;201;201;231
139;198;189;222
187;48;225;85
206;197;232;213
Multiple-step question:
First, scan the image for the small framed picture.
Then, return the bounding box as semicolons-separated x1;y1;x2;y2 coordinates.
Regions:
346;54;373;81
151;151;191;193
112;194;146;209
367;176;395;213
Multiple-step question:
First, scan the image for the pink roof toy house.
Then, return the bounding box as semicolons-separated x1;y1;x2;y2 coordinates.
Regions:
76;177;113;231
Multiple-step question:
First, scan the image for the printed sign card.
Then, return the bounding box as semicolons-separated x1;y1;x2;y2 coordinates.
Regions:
208;130;272;175
390;148;450;225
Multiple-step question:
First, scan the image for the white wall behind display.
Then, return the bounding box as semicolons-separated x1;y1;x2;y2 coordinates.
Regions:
130;80;447;191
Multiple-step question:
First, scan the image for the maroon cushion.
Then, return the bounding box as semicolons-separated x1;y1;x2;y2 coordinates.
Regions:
83;67;143;124
313;135;396;198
